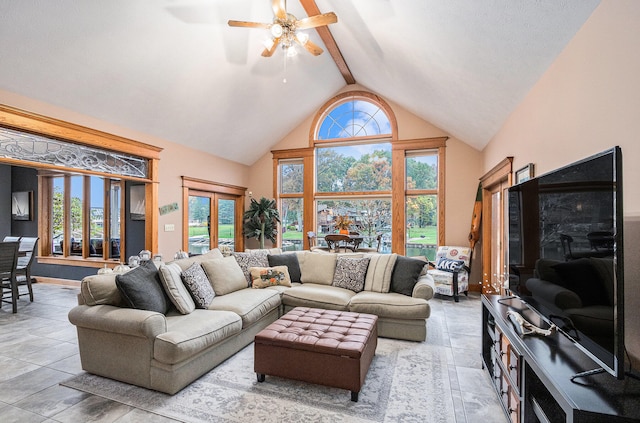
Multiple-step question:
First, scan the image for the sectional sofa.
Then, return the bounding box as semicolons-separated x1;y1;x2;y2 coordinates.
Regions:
68;248;434;394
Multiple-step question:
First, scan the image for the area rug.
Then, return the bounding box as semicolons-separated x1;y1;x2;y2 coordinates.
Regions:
62;338;455;422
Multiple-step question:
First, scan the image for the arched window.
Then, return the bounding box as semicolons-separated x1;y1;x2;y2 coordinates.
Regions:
274;91;445;258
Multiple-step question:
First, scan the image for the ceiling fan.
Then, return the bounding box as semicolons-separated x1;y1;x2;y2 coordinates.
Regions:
228;0;337;57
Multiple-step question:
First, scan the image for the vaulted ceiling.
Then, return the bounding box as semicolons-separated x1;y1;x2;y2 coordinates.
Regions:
0;0;600;165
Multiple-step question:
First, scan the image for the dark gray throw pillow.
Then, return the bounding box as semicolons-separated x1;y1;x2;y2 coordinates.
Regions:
116;260;171;314
268;253;302;283
390;256;427;296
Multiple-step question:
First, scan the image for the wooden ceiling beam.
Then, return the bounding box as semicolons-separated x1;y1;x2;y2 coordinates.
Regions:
299;0;356;85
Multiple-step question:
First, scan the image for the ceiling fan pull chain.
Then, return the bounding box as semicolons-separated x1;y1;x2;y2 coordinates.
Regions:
283;52;287;83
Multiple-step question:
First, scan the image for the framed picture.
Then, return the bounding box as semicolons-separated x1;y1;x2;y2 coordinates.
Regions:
130;185;146;221
12;191;33;221
515;163;535;184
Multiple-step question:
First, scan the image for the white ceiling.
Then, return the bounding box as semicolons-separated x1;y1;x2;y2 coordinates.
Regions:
0;0;600;165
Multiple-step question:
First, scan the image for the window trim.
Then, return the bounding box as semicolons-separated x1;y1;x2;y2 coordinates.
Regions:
273;91;447;255
0;105;161;267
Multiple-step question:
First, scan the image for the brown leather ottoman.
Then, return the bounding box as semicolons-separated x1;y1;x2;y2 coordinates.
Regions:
254;307;378;402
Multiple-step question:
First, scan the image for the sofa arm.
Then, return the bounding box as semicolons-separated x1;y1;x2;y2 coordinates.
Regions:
412;274;435;301
525;278;582;310
68;304;167;339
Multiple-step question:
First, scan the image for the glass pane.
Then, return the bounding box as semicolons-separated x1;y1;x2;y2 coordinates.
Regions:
406;153;438;190
217;198;235;252
316;198;391;253
316;143;391;192
281;198;303;251
70;176;83;256
109;181;122;259
89;176;104;257
406;195;438;260
318;99;391;140
52;177;64;255
188;196;210;255
280;161;303;194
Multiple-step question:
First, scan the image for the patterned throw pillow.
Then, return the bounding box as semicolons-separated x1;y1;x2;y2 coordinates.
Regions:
332;257;370;293
181;263;215;308
231;251;270;286
436;257;465;273
250;266;292;288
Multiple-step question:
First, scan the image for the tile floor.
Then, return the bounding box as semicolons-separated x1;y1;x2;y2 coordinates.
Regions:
0;283;506;423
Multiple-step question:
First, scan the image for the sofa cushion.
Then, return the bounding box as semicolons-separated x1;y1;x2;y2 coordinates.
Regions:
364;253;397;293
390;256;427;296
349;291;430;320
282;283;355;311
116;261;171;314
181;263;215;308
208;288;281;328
201;256;247;296
154;310;242;364
300;253;337;285
158;263;196;314
81;274;123;306
170;248;223;271
232;251;270;285
250;266;292;288
332;256;370;293
268;253;301;282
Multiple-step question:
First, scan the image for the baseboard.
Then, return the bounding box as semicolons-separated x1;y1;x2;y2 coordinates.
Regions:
34;276;81;287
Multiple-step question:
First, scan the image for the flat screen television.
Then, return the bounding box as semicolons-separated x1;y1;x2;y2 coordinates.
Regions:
508;147;624;379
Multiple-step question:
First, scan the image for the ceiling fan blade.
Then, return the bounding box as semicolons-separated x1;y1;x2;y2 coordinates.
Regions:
272;0;287;20
296;12;338;29
297;38;323;56
262;38;281;57
228;20;271;29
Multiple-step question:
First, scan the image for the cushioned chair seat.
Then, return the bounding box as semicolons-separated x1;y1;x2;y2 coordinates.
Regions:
208;288;281;327
349;291;430;320
155;310;242;364
282;283;355;310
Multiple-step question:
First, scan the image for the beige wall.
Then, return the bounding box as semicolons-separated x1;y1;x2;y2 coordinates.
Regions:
247;84;484;249
482;0;640;365
0;89;250;259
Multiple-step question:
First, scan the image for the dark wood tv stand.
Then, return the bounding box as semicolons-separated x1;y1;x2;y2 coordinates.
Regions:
482;294;640;423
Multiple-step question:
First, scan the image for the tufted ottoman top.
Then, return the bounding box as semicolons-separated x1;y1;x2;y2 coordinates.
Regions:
255;307;377;359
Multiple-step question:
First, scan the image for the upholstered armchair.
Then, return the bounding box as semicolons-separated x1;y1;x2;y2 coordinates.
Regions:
427;246;472;302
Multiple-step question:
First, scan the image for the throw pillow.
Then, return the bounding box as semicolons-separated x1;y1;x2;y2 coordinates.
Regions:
390;255;427;296
552;258;608;307
181;263;215;308
158;262;196;314
436;257;465;273
231;251;269;286
116;260;171;314
201;256;248;296
250;266;292;288
267;253;302;282
364;253;397;292
332;256;370;293
300;252;337;285
170;248;224;271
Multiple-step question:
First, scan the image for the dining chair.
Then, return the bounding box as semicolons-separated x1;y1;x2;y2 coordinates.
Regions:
307;232;330;252
357;234;383;253
3;236;21;242
0;241;20;313
15;237;39;302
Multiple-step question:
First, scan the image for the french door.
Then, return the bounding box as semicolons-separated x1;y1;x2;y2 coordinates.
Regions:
480;158;513;295
182;177;246;255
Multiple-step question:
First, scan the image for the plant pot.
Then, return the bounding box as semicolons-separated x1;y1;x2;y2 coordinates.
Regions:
339;229;349;235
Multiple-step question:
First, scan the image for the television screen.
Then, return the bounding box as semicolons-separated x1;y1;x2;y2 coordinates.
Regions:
508;147;624;379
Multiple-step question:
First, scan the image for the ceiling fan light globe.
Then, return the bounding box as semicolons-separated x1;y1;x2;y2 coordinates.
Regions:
270;23;283;38
286;46;298;58
296;32;309;45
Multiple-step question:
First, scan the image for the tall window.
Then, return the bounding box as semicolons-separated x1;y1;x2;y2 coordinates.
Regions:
48;174;123;260
274;91;446;256
279;159;304;251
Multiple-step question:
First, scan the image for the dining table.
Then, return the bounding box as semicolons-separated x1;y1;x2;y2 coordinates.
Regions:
324;234;364;252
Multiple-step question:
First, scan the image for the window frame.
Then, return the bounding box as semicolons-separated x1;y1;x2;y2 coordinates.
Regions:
273;91;447;255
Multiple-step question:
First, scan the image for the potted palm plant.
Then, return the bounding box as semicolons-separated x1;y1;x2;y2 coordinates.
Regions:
243;197;281;249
